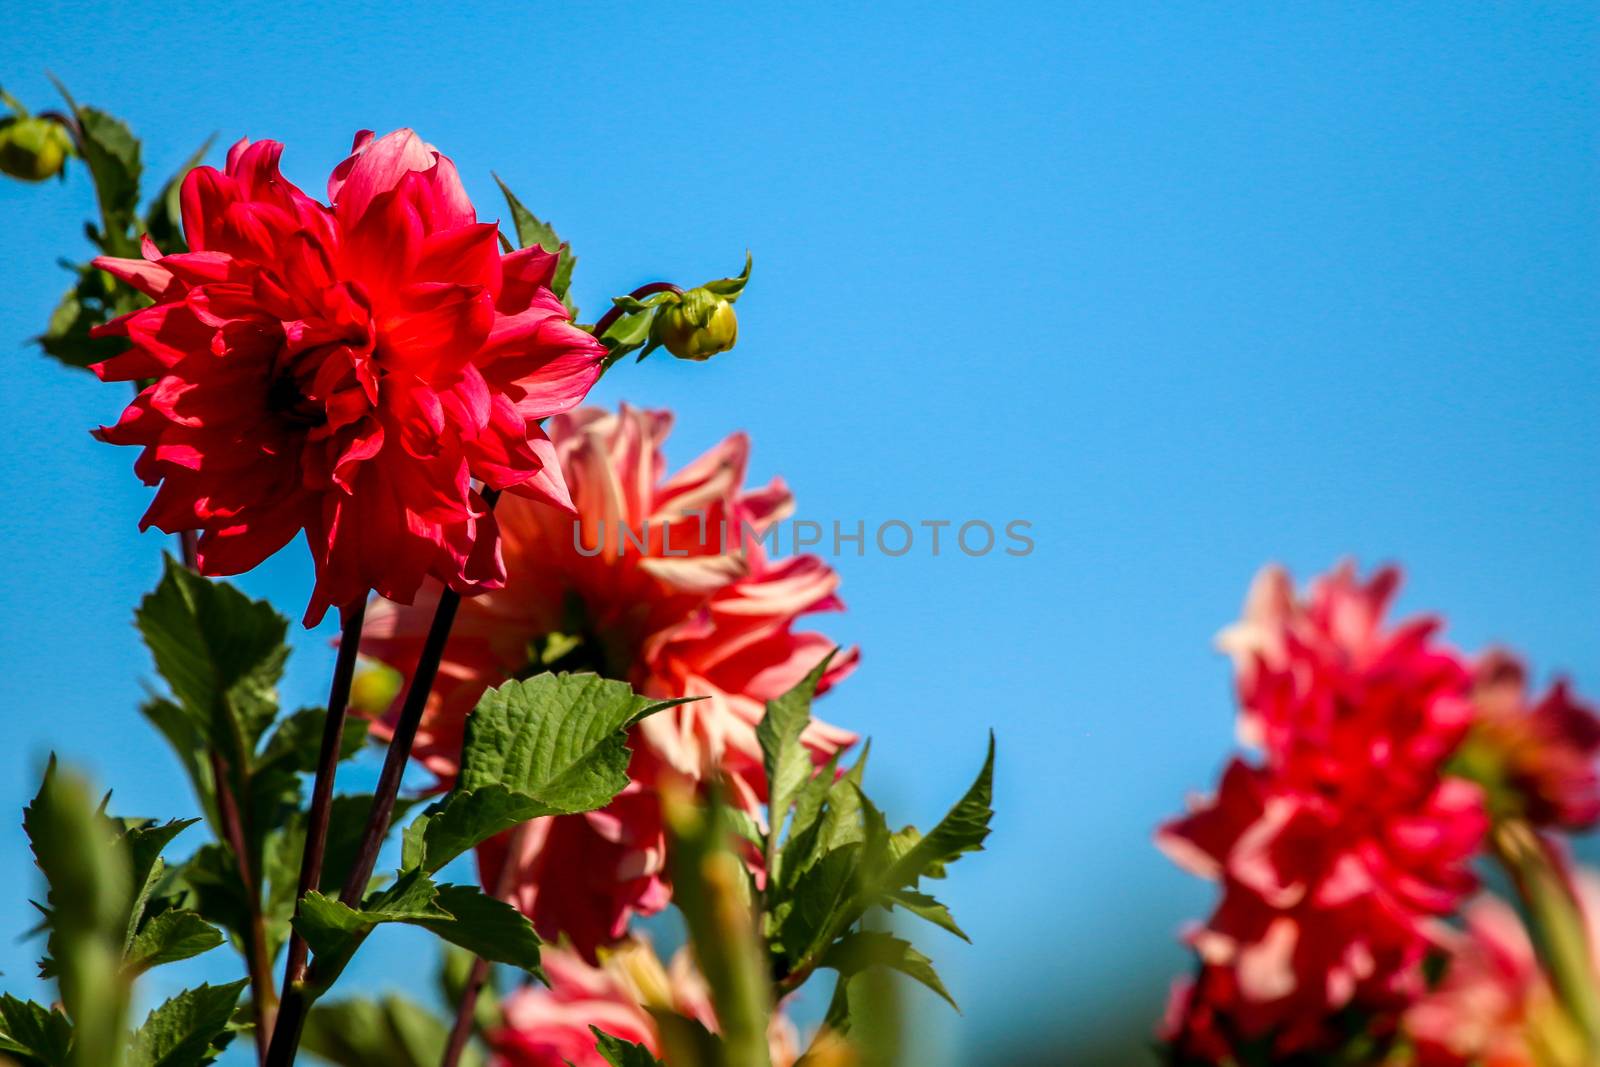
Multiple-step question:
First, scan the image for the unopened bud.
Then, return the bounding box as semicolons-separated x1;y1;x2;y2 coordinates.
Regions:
656;287;739;361
0;115;71;183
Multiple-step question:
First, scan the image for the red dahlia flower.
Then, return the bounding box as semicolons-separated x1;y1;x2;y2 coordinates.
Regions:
1462;650;1600;830
91;130;604;624
1159;563;1489;1057
360;404;856;954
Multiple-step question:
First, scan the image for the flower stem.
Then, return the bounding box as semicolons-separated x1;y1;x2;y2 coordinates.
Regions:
208;748;276;1065
1492;820;1600;1058
273;598;367;1018
267;489;502;1067
589;281;683;342
439;821;528;1067
440;955;491;1067
174;534;276;1065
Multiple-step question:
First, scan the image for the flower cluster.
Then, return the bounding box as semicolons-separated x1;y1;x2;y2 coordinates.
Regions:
91;130;605;624
360;403;856;955
1158;563;1600;1063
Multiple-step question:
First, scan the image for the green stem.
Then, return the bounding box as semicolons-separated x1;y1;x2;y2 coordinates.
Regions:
1492;820;1600;1058
663;785;773;1067
176;531;275;1063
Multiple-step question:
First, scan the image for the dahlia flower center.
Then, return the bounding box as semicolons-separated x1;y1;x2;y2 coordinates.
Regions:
266;370;327;428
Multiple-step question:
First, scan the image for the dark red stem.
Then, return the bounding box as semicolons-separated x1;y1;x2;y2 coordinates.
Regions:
267;488;502;1067
275;600;368;997
589;281;683;342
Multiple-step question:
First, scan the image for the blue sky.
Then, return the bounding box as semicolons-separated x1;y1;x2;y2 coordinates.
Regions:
1;2;1596;1062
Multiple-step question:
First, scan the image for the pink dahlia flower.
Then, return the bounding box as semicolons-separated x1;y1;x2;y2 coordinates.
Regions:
488;941;798;1067
1405;872;1600;1066
1159;563;1489;1056
91;130;603;624
360;404;856;954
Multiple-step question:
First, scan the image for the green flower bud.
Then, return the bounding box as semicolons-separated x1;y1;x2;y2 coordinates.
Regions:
0;115;72;182
656;286;740;361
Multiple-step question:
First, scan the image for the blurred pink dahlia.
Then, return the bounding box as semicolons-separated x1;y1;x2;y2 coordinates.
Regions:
360;404;856;955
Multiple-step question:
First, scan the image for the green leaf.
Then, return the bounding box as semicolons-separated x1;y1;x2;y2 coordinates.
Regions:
885;889;968;941
879;734;994;893
778;745;867;891
120;818;199;951
415;884;541;973
591;1027;667;1067
494;174;576;305
128;980;247;1067
820;930;956;1010
258;706;366;774
701;252;753;300
293;873;538;990
24;761;133;1014
303;994;484;1067
775;844;862;965
598;309;654;355
0;995;71;1066
37;265;129;370
141;699;209;811
122;910;224;976
72;105;142;254
135;556;290;763
757;651;835;874
410;674;689;872
170;845;253;952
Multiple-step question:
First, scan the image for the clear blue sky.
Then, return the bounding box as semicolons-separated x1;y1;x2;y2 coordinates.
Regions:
2;3;1596;1062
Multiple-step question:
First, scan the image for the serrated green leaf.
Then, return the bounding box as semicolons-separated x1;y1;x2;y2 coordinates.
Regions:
0;995;71;1066
411;675;688;872
122;910;223;977
885;889;967;941
258;706;365;774
416;884;541;973
72;104;142;255
779;747;868;892
879;734;993;893
37;267;127;370
170;845;253;951
494;174;576;305
820;929;956;1010
295;872;538;990
135;557;289;764
757;652;835;879
591;1027;666;1067
120;819;199;952
412;784;558;875
776;844;862;966
24;759;134;1060
128;980;247;1067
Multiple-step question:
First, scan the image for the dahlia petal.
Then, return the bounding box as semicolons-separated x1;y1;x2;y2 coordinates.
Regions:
92;254;180;300
498;245;561;305
379;282;495;376
417;223;501;291
329;127;435;228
